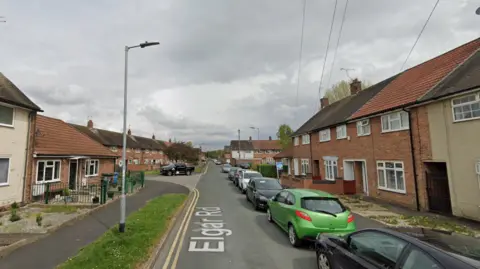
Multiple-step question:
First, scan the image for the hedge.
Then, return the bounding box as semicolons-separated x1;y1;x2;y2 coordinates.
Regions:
257;164;277;178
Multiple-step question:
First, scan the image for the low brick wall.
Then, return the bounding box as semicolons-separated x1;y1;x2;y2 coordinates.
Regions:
280;175;356;195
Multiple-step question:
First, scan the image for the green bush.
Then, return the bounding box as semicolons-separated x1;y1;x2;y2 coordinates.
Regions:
257;164;277;178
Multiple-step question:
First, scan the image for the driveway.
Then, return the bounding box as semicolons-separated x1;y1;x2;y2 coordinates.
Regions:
154;163;384;269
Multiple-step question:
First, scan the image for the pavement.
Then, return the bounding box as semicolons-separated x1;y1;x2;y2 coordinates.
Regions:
0;180;189;269
154;162;384;269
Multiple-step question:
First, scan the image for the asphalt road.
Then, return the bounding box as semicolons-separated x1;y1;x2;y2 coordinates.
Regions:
156;162;383;269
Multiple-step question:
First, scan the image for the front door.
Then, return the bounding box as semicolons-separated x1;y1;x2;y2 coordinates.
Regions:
69;160;78;190
425;162;452;215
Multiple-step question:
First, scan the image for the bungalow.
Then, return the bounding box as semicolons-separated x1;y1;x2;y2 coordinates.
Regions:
28;115;117;202
0;73;42;206
282;37;480;219
71;120;168;171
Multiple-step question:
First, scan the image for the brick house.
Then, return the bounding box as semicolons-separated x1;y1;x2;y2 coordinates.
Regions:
0;73;42;206
223;146;231;163
28;115;117;202
230;136;281;165
282;37;479;216
71;120;169;171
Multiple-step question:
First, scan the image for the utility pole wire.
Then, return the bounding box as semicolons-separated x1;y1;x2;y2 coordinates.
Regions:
317;0;338;110
400;0;440;71
326;0;350;89
295;0;308;108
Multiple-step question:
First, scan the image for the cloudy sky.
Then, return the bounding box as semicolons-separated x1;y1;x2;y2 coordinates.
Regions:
1;0;478;150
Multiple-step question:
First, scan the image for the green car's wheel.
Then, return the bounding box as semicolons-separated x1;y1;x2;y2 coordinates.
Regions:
266;208;273;223
288;224;302;247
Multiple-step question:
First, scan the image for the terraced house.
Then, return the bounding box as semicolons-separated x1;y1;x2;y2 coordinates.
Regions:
280;37;480;221
71;120;169;171
0;73;42;206
230;136;282;165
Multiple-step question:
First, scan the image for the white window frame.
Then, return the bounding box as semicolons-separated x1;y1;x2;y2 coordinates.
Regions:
451;92;480;122
145;149;150;153
381;111;409;132
319;129;331;142
144;159;149;164
135;148;141;153
301;134;310;145
356;119;371;136
336;125;347;139
36;160;61;183
110;147;117;152
293;158;299;175
324;159;338;181
85;159;100;177
0;157;11;186
301;159;309;175
0;103;15;128
293;136;299;146
376;161;406;194
133;159;139;164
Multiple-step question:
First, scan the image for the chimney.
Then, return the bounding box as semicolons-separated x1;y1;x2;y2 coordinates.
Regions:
168;138;172;143
152;134;156;140
249;136;252;140
127;128;131;135
87;119;93;128
320;97;329;110
350;78;362;95
269;136;272;140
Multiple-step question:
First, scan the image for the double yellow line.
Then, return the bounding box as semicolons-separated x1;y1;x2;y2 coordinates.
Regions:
162;188;200;269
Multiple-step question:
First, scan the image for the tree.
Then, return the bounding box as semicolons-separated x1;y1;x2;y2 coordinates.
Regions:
276;124;293;149
324;79;373;103
163;142;200;163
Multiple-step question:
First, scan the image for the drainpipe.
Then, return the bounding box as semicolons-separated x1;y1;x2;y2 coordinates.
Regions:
21;111;34;203
403;108;420;211
309;133;313;176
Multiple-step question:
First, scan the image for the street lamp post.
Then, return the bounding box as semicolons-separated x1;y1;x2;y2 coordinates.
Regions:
250;126;260;140
120;41;160;233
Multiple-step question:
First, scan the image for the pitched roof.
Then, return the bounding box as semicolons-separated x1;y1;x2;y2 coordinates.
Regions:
351;38;480;119
131;135;166;150
251;140;282;150
0;73;42;111
230;140;254;151
419;49;480;102
292;75;397;136
274;146;293;159
34;115;117;157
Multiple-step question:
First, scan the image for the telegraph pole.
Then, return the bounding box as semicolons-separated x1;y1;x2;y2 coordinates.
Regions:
238;129;241;162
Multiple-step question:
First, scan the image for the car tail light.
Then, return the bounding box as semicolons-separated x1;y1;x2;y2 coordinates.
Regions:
347;214;354;223
295;210;312;222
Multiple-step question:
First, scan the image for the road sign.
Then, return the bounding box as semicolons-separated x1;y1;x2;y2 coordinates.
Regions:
276;162;283;170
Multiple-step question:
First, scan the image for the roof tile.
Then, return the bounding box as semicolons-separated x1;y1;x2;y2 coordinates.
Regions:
0;73;42;111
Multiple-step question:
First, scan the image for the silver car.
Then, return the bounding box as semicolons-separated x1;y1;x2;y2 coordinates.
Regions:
238;170;263;193
221;163;232;173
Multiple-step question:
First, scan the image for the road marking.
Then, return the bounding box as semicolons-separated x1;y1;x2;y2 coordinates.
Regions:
162;188;199;269
170;188;200;268
188;207;232;253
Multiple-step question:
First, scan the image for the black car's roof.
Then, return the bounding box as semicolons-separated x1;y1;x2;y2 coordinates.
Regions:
357;228;480;268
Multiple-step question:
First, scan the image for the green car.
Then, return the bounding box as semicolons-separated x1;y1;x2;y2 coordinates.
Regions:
266;188;356;247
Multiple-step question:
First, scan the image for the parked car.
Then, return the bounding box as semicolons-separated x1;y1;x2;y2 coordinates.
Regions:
237;170;263;193
214;160;222;165
266;189;356;247
238;163;250;169
160;163;194;176
315;227;480;269
221;163;232;173
228;167;240;180
246;177;283;210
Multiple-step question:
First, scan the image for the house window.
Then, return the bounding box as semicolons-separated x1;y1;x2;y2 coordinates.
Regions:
381;111;409;132
301;134;310;144
85;159;99;176
319;129;331;142
152;150;157;154
36;160;61;183
452;93;480;121
110;147;117;152
0;158;10;185
336;125;347;139
144;159;149;164
301;159;309;175
145;149;150;153
159;151;164;155
293;158;299;175
356;119;371;136
294;137;299;146
133;159;139;164
377;161;405;193
128;159;133;164
324;159;338;180
135;149;141;153
0;104;14;127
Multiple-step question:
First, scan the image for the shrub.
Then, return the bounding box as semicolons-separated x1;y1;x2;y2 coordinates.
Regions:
36;213;43;226
11;202;19;209
257;164;277;178
10;208;21;222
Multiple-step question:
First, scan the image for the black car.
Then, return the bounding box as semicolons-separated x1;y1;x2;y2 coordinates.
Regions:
246;177;283;210
315;227;480;269
160;163;194;176
238;163;250;169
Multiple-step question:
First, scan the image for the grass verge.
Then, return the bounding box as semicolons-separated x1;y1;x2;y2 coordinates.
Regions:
57;193;187;269
144;170;159;175
194;163;206;173
43;205;78;214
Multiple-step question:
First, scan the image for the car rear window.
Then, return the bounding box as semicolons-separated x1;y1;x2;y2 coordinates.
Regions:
301;197;346;214
244;173;262;179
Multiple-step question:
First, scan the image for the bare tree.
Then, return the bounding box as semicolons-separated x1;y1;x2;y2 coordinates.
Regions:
324;79;373;103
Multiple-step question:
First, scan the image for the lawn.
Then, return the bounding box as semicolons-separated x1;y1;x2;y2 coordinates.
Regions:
144;170;159;175
57;193;187;269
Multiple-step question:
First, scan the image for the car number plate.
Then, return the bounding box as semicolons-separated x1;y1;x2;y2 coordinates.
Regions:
176;171;180;174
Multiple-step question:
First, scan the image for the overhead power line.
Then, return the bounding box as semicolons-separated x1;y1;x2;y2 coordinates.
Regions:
400;0;440;71
326;0;350;90
317;0;338;110
295;0;308;108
